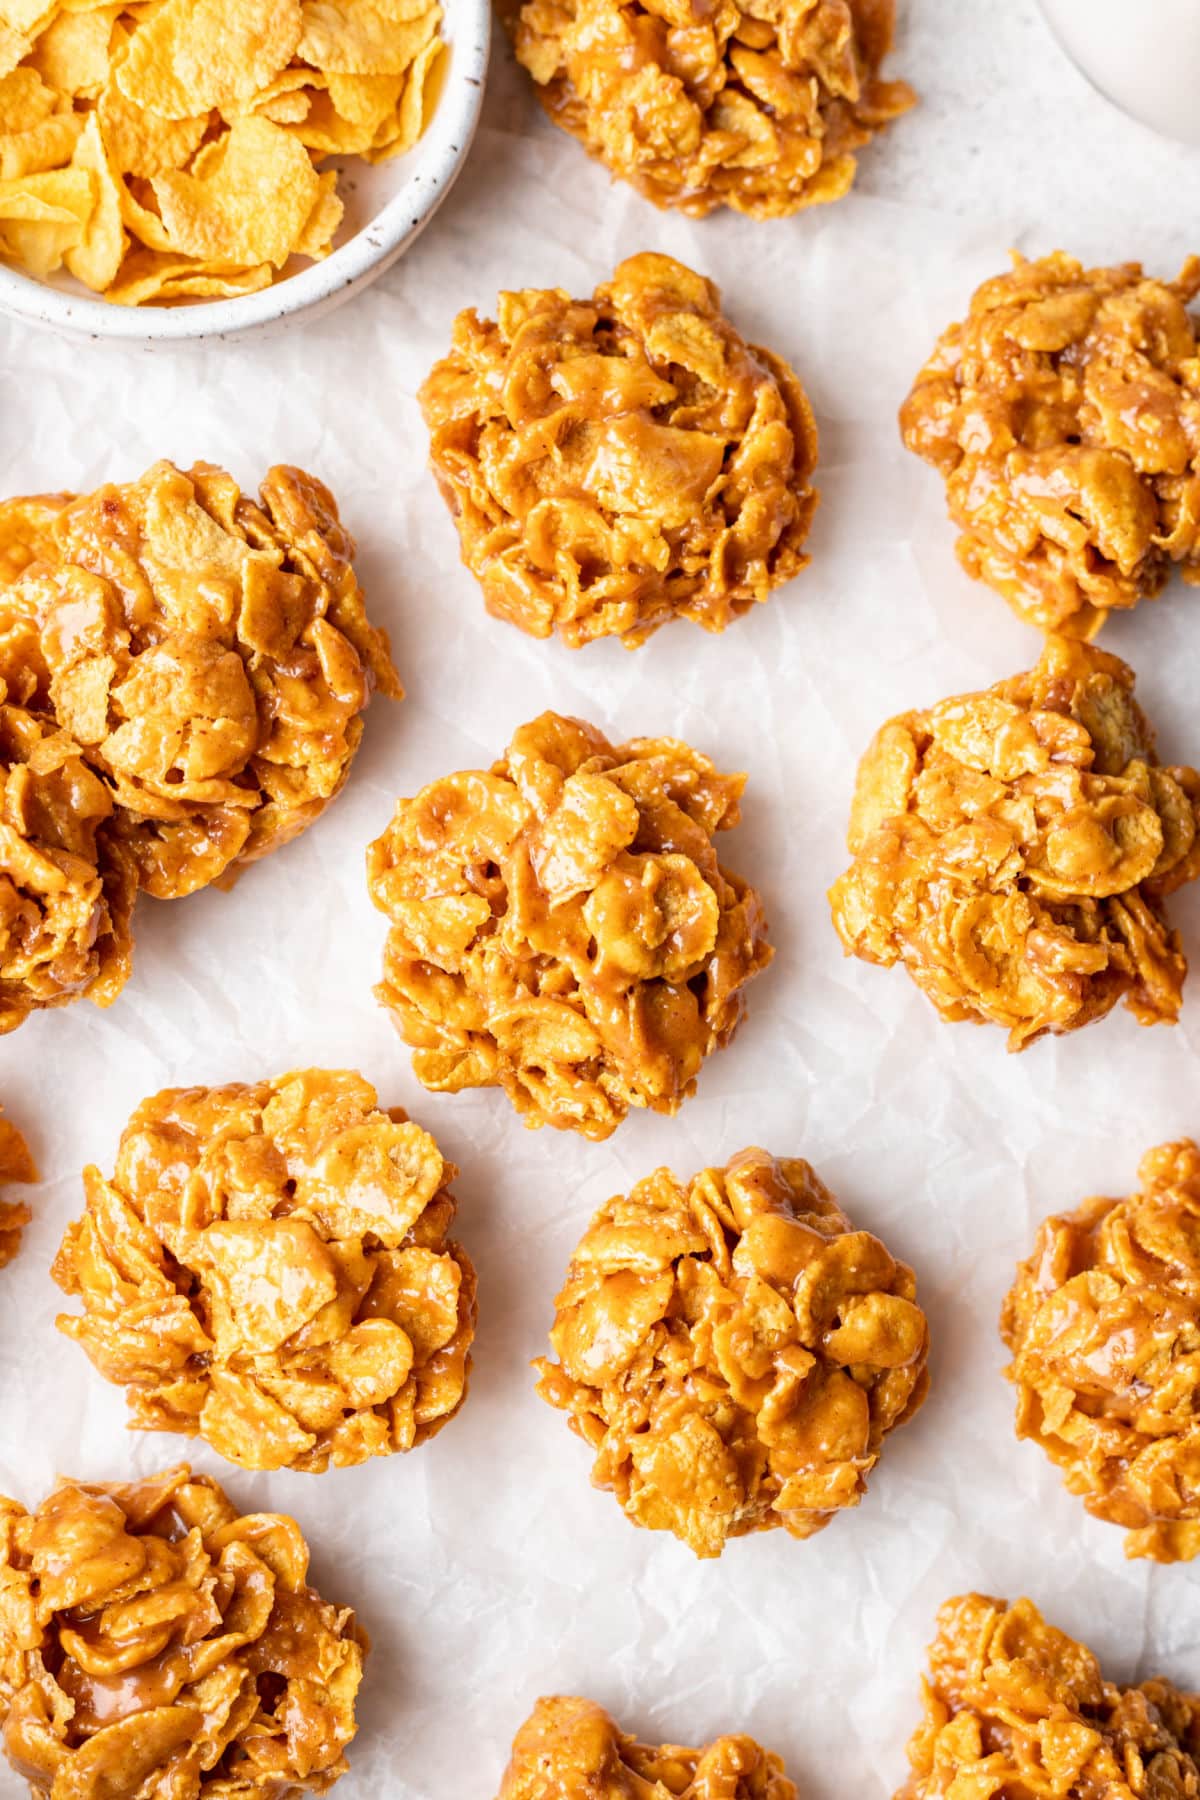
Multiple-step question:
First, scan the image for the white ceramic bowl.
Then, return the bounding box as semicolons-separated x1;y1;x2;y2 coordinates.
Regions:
1039;0;1200;146
0;0;490;344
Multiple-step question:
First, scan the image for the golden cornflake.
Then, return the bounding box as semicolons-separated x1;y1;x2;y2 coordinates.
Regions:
535;1149;928;1557
828;637;1200;1048
54;1070;477;1472
498;1697;799;1799
0;1465;367;1796
0;1106;35;1268
0;0;445;303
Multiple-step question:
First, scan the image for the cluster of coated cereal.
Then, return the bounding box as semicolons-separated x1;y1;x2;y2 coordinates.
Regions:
0;459;399;1030
535;1147;928;1556
829;636;1200;1047
496;1696;798;1799
0;1466;366;1797
420;253;818;649
901;252;1200;637
898;1594;1200;1800
368;710;773;1140
501;0;913;219
53;1070;476;1473
1002;1138;1200;1565
0;1107;34;1267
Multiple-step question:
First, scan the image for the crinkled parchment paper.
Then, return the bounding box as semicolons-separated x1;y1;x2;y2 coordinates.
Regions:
2;3;1200;1794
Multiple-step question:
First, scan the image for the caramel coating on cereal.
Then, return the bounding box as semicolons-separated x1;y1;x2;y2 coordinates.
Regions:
419;253;818;648
3;459;402;898
0;1109;35;1270
502;0;913;219
497;1695;798;1799
52;1070;476;1473
535;1148;928;1558
1001;1140;1200;1564
0;1464;366;1798
828;636;1200;1049
366;712;773;1140
900;252;1200;637
897;1594;1200;1800
0;694;134;1035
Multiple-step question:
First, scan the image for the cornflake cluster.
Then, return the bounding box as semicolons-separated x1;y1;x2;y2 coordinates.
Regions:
0;0;444;304
901;251;1200;637
501;0;913;218
0;460;398;1029
367;712;772;1140
897;1594;1200;1800
1002;1139;1200;1564
0;1465;365;1798
536;1148;929;1557
0;1108;34;1268
828;637;1200;1048
420;253;818;648
497;1696;797;1799
53;1071;476;1473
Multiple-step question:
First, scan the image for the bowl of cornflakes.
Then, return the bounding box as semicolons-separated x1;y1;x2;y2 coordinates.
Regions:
0;0;490;340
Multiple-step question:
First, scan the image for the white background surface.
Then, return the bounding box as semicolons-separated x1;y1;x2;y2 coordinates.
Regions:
2;3;1200;1795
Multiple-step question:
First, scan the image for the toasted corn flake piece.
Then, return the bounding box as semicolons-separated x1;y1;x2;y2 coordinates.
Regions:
899;1594;1200;1799
53;1071;476;1473
151;115;319;268
0;1106;35;1268
96;74;209;179
901;251;1200;634
0;1466;366;1794
64;111;125;288
1002;1139;1200;1563
28;4;118;90
293;165;342;257
420;252;818;648
536;1148;929;1556
298;0;441;75
116;0;301;117
367;711;772;1139
829;636;1200;1048
497;1696;798;1799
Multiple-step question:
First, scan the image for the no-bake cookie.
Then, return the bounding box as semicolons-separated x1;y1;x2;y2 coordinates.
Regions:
535;1147;928;1556
420;253;817;647
367;711;772;1139
53;1070;476;1472
829;637;1200;1047
0;1108;35;1268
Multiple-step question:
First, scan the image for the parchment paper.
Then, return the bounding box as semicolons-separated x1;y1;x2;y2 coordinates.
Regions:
2;3;1200;1794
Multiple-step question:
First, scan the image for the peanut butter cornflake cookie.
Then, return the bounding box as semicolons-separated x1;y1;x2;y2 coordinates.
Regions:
901;251;1200;637
897;1594;1200;1800
0;1108;35;1268
53;1070;476;1473
366;712;773;1140
501;0;913;219
829;637;1200;1048
0;1465;366;1797
419;253;817;648
497;1696;798;1799
1002;1140;1200;1564
1;459;401;899
536;1148;929;1557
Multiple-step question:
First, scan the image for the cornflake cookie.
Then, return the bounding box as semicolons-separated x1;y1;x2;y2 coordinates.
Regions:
5;459;402;898
0;688;134;1034
1002;1139;1200;1564
535;1147;929;1557
0;1108;35;1268
828;636;1200;1049
497;1696;797;1799
0;1464;366;1796
419;253;818;648
900;251;1200;637
502;0;913;218
53;1070;476;1473
367;712;772;1140
897;1593;1200;1800
0;0;445;305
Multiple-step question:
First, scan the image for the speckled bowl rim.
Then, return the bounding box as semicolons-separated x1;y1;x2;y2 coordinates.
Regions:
0;1;490;344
